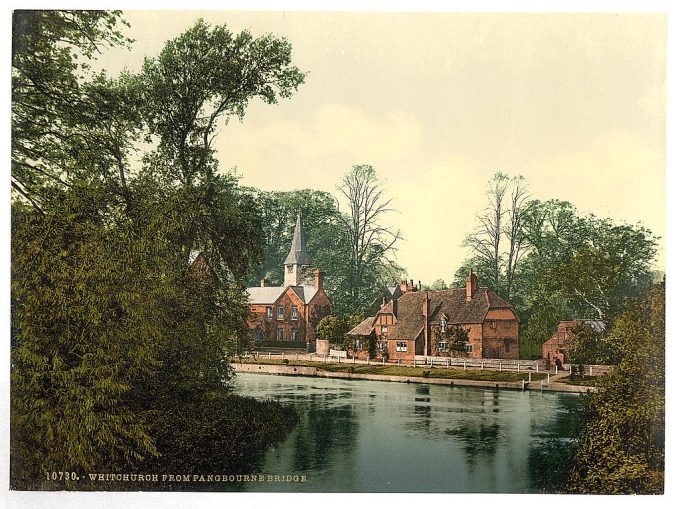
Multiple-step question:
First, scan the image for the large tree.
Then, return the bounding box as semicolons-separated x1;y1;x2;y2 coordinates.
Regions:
461;173;529;301
336;165;404;314
11;12;305;488
566;283;664;494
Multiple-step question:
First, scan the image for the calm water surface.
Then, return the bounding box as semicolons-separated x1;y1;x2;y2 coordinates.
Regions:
232;373;579;493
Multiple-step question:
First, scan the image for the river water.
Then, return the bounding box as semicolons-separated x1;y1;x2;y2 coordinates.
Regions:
232;373;580;493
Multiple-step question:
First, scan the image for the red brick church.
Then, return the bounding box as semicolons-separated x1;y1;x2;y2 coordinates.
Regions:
246;214;332;349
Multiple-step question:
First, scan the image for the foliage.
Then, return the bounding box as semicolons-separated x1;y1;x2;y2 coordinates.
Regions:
433;325;470;357
566;284;664;494
461;173;529;300
11;11;305;489
565;323;617;366
336;165;405;315
316;314;363;351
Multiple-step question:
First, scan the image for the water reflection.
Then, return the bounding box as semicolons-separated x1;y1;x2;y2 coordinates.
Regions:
233;374;577;493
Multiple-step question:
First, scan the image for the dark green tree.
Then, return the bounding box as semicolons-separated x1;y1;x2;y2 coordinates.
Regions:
567;284;664;494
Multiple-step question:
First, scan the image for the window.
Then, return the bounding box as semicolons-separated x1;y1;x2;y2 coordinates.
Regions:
266;307;273;320
465;345;473;353
291;329;298;341
377;341;387;351
396;341;407;352
439;319;447;332
291;305;298;320
490;320;497;329
381;325;388;335
355;339;363;350
287;265;293;273
277;306;284;320
504;339;510;353
276;328;284;341
439;342;448;352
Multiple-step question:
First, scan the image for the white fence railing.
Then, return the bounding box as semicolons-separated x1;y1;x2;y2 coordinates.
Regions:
239;351;549;372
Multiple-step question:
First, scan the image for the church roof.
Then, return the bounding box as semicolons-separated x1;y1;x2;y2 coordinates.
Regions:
246;284;318;305
284;214;310;266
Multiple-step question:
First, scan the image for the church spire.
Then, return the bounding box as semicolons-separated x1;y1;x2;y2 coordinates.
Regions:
283;213;309;285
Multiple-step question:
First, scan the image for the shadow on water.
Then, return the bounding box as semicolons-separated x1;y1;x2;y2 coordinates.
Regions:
290;402;359;471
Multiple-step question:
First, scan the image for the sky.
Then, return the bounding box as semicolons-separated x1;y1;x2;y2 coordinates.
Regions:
93;10;667;284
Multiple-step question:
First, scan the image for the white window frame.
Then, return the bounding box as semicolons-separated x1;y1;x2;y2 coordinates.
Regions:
291;305;298;320
266;307;273;319
465;344;472;353
381;325;388;335
291;329;298;341
277;306;284;320
439;319;447;332
276;328;284;341
396;341;407;352
439;341;448;352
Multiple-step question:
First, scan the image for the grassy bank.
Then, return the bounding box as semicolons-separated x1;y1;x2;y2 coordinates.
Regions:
232;358;548;383
555;375;603;386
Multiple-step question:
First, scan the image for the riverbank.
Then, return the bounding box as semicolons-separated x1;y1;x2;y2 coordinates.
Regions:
231;360;597;393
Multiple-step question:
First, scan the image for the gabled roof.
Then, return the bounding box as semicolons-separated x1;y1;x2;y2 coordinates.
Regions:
347;316;377;336
284;214;310;266
246;284;319;305
388;287;516;340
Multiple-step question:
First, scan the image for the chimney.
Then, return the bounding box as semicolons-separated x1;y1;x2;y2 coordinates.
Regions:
410;279;414;289
399;280;408;293
392;298;398;317
423;292;431;356
418;280;422;290
314;269;324;290
260;278;269;287
382;295;387;306
466;268;478;301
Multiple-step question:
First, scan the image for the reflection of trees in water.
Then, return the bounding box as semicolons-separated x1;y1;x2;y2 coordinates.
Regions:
291;399;359;472
413;384;432;431
444;390;503;469
526;394;585;493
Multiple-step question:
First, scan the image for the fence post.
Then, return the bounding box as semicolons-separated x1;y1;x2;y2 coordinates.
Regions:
590;366;593;376
499;362;502;371
295;353;298;361
463;361;466;371
310;353;313;361
522;379;525;391
555;365;558;375
517;362;520;372
268;352;271;360
382;357;385;365
256;351;259;360
540;380;543;391
366;356;369;365
535;364;539;372
547;373;550;386
481;360;484;370
413;358;416;368
397;359;400;367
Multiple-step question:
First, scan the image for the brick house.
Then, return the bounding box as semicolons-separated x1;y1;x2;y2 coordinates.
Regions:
246;214;332;349
542;319;606;369
348;269;519;361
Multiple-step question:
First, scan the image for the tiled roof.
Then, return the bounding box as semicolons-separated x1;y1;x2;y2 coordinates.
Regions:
347;316;376;336
247;284;318;304
387;287;516;341
283;214;310;266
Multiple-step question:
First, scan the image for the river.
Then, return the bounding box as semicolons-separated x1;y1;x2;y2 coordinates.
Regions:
232;373;581;493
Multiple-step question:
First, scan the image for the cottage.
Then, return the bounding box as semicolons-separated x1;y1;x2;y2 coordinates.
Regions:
542;319;606;369
348;269;519;361
246;214;332;349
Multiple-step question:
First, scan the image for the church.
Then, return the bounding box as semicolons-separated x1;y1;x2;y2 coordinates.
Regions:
246;214;332;350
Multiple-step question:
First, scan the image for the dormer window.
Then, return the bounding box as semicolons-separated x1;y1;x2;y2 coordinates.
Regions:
287;265;293;273
439;319;447;332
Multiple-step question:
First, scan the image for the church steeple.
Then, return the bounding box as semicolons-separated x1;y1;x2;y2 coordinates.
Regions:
283;213;309;286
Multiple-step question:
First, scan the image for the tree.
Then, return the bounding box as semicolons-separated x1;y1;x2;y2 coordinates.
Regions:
567;283;664;494
461;173;530;300
336;165;404;314
11;12;306;488
316;314;363;351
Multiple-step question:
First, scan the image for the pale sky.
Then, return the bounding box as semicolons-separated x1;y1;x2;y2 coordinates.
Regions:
96;11;667;283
